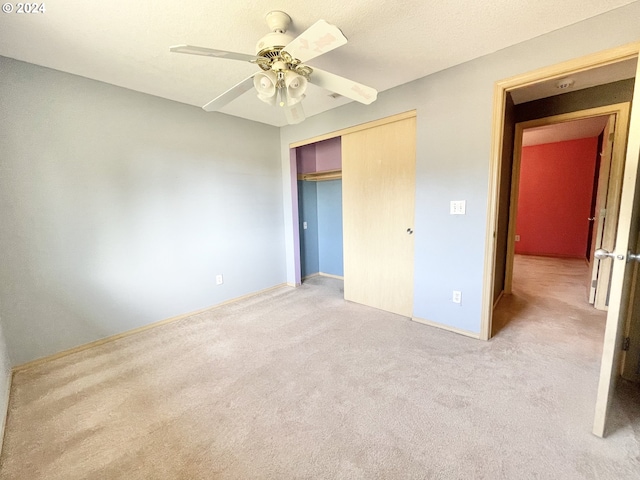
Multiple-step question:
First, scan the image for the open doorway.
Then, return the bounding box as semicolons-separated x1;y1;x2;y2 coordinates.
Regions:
496;101;632;338
292;137;344;284
493;114;613;335
483;44;640;437
487;61;637;327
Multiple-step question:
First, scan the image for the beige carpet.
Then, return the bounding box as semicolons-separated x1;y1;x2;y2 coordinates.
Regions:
1;255;639;479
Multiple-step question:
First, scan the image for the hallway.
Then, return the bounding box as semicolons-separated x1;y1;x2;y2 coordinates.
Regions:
493;254;640;438
493;254;607;343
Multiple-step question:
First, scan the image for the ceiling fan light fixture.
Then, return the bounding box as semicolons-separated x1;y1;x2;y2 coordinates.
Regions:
254;70;277;103
285;71;308;105
278;86;289;108
257;92;277;106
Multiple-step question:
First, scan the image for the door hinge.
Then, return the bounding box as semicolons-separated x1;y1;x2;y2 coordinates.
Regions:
623;337;630;351
609;132;614;142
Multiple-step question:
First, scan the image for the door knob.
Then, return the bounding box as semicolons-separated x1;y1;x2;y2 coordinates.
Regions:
595;248;624;261
588;217;596;221
627;251;640;263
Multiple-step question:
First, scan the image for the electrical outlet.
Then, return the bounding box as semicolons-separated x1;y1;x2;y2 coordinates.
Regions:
216;274;224;286
452;290;462;304
450;200;466;215
515;235;520;242
303;221;308;230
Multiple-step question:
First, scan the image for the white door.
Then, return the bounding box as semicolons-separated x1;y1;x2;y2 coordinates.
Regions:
592;66;640;437
587;114;615;306
621;233;640;383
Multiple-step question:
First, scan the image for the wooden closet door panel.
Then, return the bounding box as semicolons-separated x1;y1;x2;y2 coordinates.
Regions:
342;116;416;317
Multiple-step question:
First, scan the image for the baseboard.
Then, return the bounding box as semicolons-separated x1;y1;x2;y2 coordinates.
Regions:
517;252;586;260
493;290;505;309
319;272;344;280
0;370;12;457
13;283;289;373
411;316;480;339
303;272;344;281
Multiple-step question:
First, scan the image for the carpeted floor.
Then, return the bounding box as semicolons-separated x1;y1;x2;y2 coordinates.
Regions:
1;255;639;479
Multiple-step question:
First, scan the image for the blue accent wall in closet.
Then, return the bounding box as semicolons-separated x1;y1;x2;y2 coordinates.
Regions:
317;180;343;276
297;137;343;280
298;180;319;277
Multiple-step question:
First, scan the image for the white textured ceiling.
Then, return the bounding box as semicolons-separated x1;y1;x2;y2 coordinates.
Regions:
523;116;609;146
0;0;636;126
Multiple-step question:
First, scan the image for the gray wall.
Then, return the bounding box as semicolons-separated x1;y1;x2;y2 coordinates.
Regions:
0;316;11;452
280;2;640;333
0;57;285;365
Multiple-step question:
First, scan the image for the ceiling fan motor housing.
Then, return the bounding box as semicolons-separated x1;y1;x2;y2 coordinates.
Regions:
256;32;293;58
256;11;294;58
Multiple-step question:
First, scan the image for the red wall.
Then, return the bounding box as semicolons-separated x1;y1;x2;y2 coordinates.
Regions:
515;137;598;258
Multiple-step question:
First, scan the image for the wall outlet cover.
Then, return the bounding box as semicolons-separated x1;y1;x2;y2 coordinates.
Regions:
452;290;462;304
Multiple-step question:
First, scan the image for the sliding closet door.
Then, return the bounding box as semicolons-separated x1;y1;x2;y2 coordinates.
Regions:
342;115;416;317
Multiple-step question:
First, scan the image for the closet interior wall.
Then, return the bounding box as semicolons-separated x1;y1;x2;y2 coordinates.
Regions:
295;137;344;280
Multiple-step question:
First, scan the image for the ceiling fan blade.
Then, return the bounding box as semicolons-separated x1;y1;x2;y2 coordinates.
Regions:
284;102;305;125
203;75;255;112
308;68;377;105
170;45;260;63
284;20;347;63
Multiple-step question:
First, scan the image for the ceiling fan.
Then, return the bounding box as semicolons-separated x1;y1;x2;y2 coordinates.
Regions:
170;11;378;124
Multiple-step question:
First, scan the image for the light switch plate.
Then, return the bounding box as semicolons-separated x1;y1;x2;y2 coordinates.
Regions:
450;200;466;215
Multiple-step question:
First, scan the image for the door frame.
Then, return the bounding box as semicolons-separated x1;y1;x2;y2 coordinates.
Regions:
502;104;630;299
481;42;640;341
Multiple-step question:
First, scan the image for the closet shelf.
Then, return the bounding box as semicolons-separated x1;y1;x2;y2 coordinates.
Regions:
297;169;342;182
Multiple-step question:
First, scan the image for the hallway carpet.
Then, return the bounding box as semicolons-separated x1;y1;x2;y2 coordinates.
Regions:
1;256;639;479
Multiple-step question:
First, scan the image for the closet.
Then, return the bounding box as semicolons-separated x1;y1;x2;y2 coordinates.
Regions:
296;137;344;280
292;111;417;318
